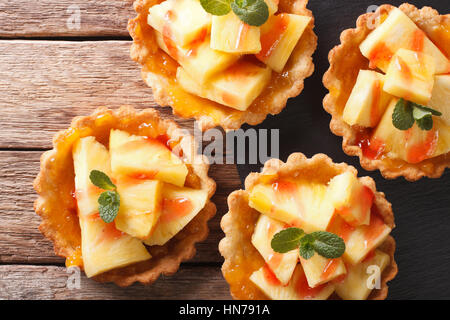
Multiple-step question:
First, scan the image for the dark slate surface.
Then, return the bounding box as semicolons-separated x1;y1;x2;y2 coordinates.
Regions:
236;0;450;300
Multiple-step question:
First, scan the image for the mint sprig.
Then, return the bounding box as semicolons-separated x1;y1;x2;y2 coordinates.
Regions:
200;0;269;26
89;170;120;223
271;227;345;260
392;98;442;131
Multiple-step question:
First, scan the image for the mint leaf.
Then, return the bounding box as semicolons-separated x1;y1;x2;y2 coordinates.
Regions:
392;98;414;131
200;0;231;15
412;103;442;117
271;228;304;253
231;0;269;26
299;234;315;260
98;190;120;223
90;170;116;190
310;231;345;259
412;106;433;131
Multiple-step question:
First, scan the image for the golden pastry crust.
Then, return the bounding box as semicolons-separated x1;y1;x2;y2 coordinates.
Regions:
33;106;216;287
323;3;449;181
219;153;397;300
128;0;317;131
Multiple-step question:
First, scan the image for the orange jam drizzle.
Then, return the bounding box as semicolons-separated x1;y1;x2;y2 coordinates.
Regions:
160;197;193;223
370;80;382;126
256;14;289;61
65;245;83;268
295;270;325;299
362;250;376;263
356;130;386;161
368;42;393;69
262;264;282;286
321;259;340;281
363;212;386;250
236;23;251;50
395;56;413;83
405;129;438;164
411;29;425;52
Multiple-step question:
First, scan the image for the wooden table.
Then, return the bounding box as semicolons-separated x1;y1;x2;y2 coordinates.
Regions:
0;0;238;299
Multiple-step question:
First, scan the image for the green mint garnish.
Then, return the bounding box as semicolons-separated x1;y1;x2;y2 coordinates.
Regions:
392;98;442;131
200;0;269;27
271;228;304;253
89;170;120;223
89;170;117;190
200;0;232;15
271;227;346;260
392;98;414;130
231;0;269;26
309;231;346;259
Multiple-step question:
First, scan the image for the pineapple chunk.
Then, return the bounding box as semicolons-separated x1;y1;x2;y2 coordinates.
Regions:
300;255;346;288
251;215;298;285
250;264;335;300
360;7;450;74
265;0;278;16
336;250;390;300
384;49;436;105
80;214;151;278
328;214;391;265
147;0;211;47
144;184;208;246
109;129;188;187
343;70;392;127
211;13;261;54
371;99;449;163
115;179;163;239
176;60;271;111
156;31;239;84
73;137;111;217
248;180;335;233
327;171;374;227
256;13;311;73
428;75;450;126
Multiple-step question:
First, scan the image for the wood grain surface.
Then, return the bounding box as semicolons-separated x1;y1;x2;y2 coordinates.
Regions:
0;0;242;299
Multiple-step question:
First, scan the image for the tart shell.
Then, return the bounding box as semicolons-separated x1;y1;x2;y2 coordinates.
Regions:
323;3;449;181
219;153;397;300
128;0;317;131
33;106;216;287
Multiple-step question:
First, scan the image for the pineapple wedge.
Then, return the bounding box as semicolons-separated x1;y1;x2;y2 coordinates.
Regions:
383;49;436;105
360;7;450;74
176;60;271;111
248;180;335;233
211;13;261;54
343;70;392;127
251;215;298;285
300;255;346;288
371;99;449;163
80;214;151;278
147;0;211;47
156;31;239;84
327;171;374;227
336;250;390;300
428;75;450;126
328;214;391;265
115;179;163;239
256;13;311;73
73;136;111;217
144;184;208;246
265;0;278;16
109;129;188;187
250;264;335;300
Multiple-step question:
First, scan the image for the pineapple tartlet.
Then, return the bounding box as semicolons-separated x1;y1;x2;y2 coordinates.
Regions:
323;3;450;181
129;0;317;131
33;106;216;286
220;153;397;300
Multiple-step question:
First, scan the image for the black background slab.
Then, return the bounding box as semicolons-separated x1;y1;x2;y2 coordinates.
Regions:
236;0;450;300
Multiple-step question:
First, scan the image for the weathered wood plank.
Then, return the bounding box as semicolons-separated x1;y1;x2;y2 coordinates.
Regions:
0;0;134;38
0;265;231;300
0;40;199;149
0;151;241;264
